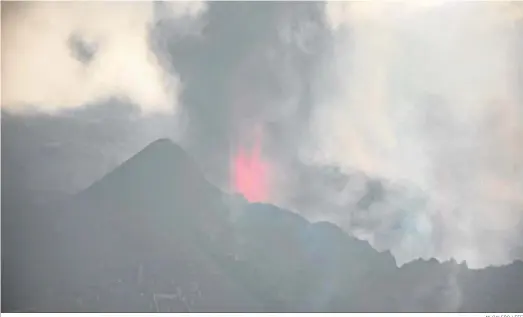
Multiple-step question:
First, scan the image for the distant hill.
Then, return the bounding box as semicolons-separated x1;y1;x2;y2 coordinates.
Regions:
2;138;523;312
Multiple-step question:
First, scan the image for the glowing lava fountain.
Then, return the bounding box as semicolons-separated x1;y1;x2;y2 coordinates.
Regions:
232;130;269;202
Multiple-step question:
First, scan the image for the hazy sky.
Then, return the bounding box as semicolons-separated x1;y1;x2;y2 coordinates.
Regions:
2;1;523;269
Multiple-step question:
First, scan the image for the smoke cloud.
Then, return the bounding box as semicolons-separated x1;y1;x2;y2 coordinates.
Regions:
3;1;523;272
1;1;206;115
298;1;523;268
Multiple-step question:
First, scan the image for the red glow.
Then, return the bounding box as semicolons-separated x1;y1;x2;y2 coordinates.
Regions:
232;134;269;202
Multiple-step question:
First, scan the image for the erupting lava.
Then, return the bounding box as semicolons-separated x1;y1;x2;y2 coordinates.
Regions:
232;132;269;202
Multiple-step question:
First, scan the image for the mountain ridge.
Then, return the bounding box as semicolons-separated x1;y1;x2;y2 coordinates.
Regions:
3;138;523;313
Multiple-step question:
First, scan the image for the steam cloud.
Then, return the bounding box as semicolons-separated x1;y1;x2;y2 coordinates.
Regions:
297;2;523;268
1;1;207;115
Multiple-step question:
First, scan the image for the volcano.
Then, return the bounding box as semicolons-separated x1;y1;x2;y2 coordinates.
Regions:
3;138;523;313
2;138;263;312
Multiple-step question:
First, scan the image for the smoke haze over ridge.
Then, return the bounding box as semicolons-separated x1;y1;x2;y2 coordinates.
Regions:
299;1;523;268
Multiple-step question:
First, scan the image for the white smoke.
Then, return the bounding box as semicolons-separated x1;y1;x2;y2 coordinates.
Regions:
301;1;523;268
1;1;207;115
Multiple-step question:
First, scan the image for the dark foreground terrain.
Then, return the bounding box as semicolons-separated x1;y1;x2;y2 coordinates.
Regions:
3;139;523;312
